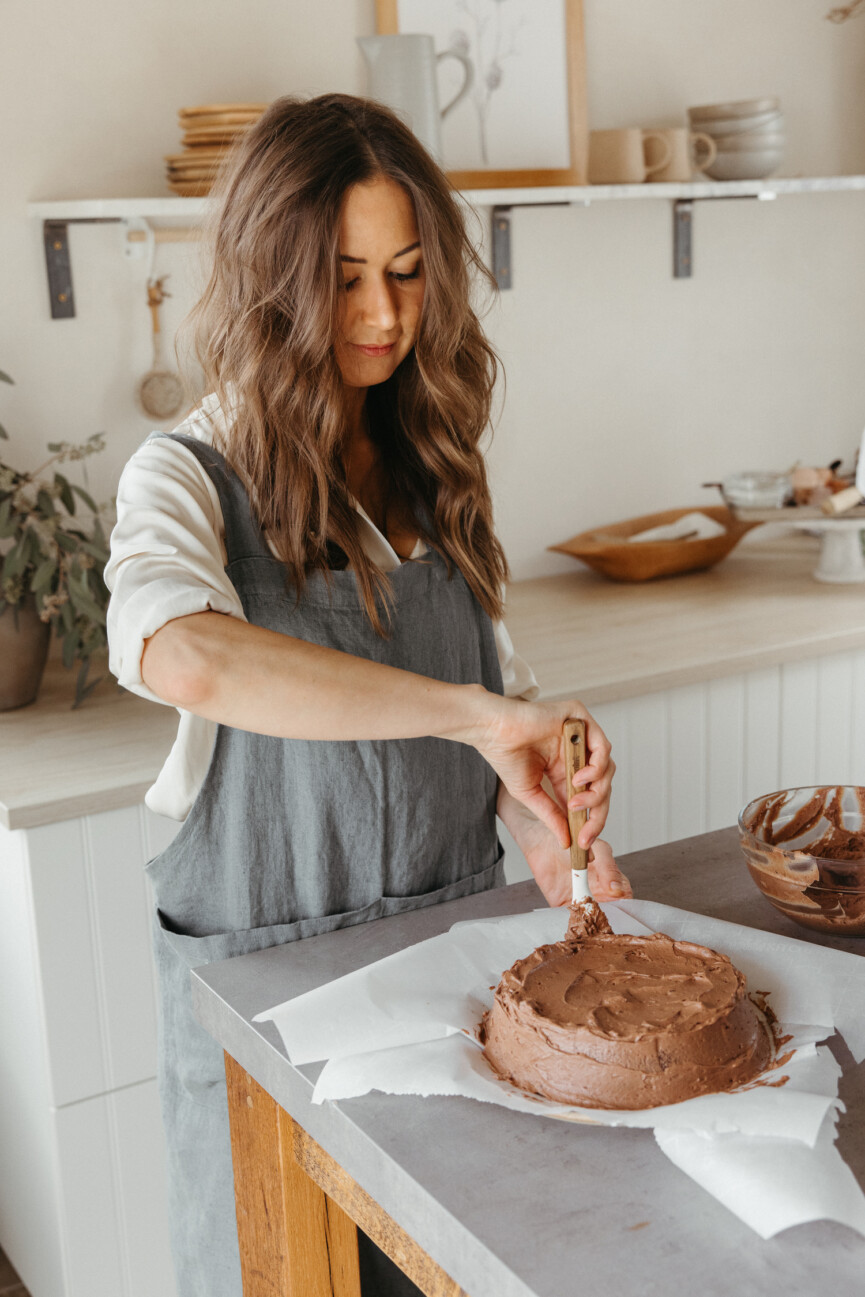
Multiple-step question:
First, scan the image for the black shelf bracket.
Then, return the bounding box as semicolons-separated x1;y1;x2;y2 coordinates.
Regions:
673;200;694;278
43;222;75;319
673;193;772;279
491;201;571;290
491;207;512;290
41;217;124;319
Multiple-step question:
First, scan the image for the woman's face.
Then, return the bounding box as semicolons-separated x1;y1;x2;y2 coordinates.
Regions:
334;176;425;391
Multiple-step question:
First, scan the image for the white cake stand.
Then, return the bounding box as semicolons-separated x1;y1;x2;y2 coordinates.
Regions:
793;519;865;583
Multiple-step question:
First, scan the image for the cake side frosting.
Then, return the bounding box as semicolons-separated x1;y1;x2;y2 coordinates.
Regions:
481;931;772;1110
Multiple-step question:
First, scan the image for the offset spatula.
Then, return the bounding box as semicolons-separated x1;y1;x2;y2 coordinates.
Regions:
564;718;590;904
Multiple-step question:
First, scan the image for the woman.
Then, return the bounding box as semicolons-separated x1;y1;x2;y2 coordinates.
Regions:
106;93;629;1297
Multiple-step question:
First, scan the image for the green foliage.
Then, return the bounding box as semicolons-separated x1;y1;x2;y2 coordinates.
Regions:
0;373;112;708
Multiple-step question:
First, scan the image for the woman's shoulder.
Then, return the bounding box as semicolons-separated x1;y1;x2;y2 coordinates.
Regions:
148;389;235;454
120;390;238;482
116;393;237;519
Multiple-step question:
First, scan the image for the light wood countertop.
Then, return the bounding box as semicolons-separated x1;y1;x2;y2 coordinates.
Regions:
2;531;863;831
507;530;865;705
0;658;177;831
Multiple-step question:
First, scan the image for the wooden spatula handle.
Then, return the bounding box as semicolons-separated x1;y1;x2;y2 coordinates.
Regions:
564;718;588;873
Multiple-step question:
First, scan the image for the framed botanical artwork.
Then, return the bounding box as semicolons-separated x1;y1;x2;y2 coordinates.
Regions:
374;0;588;188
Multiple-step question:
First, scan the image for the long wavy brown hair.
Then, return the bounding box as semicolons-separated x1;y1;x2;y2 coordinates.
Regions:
184;92;508;635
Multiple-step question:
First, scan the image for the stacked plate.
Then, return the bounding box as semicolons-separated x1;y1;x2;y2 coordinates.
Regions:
164;103;269;196
687;97;784;181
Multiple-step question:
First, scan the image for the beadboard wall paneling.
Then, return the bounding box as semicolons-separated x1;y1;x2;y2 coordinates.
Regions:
779;657;820;790
817;651;855;783
743;666;781;806
666;683;708;844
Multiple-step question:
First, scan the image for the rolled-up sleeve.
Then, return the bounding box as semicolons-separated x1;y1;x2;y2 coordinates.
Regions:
494;615;539;701
105;434;246;704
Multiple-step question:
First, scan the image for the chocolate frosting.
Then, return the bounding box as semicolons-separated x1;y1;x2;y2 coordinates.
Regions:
566;898;613;942
482;924;771;1109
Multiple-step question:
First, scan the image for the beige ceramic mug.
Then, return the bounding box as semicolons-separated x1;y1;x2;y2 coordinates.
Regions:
588;129;673;184
643;127;717;182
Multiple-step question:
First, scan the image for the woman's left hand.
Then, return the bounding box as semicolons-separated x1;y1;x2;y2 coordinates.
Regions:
497;782;632;907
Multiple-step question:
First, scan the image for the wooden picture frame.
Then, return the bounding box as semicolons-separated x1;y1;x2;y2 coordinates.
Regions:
374;0;588;189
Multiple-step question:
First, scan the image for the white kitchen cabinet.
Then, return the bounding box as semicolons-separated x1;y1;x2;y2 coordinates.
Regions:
0;804;179;1297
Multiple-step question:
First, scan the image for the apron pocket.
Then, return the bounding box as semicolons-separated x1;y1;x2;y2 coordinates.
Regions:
154;896;390;969
381;841;505;917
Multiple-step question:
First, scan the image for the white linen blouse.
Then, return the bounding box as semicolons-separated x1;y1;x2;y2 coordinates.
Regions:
105;395;538;821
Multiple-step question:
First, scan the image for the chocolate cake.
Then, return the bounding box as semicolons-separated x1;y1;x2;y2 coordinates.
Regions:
481;905;771;1110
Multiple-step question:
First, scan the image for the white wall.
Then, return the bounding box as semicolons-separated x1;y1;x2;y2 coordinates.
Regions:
3;0;865;580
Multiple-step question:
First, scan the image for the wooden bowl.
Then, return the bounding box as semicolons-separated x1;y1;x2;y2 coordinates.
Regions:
549;506;757;582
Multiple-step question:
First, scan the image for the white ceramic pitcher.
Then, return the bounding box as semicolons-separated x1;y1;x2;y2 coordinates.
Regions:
358;34;473;164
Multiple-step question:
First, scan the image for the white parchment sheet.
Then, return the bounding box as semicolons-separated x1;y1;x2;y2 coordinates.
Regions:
254;901;865;1238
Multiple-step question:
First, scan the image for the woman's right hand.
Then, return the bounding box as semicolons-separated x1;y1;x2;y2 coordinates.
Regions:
468;693;614;853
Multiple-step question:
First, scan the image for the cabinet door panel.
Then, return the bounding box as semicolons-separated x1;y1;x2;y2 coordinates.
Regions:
54;1094;126;1296
111;1082;178;1297
85;807;159;1089
0;822;65;1297
54;1082;177;1297
27;805;170;1105
27;818;107;1105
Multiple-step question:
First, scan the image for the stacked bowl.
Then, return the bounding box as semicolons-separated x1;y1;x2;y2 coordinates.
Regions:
687;97;784;181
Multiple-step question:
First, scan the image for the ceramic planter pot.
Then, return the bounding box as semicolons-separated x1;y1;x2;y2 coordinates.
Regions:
0;596;51;710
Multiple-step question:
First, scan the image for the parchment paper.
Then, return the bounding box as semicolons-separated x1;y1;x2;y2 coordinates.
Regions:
254;900;865;1237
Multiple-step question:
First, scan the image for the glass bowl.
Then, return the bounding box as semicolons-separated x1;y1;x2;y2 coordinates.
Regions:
721;471;792;510
738;786;865;934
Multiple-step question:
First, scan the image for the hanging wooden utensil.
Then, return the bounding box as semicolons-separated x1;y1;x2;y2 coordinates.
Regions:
138;276;185;421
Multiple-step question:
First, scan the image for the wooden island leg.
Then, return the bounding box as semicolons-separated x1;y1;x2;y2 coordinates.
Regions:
226;1052;362;1296
224;1053;469;1297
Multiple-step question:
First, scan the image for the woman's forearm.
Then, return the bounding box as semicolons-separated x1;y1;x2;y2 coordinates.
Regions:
142;611;615;851
141;610;496;743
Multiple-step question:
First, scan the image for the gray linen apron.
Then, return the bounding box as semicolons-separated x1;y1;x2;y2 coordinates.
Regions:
145;433;504;1297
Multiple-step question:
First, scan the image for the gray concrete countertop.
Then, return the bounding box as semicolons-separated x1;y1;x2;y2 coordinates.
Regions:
194;828;865;1297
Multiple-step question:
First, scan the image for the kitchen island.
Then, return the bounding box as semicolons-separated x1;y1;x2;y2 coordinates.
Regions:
2;528;865;1296
192;826;865;1297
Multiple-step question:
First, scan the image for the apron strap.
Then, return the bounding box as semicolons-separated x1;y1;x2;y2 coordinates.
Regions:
149;431;269;564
